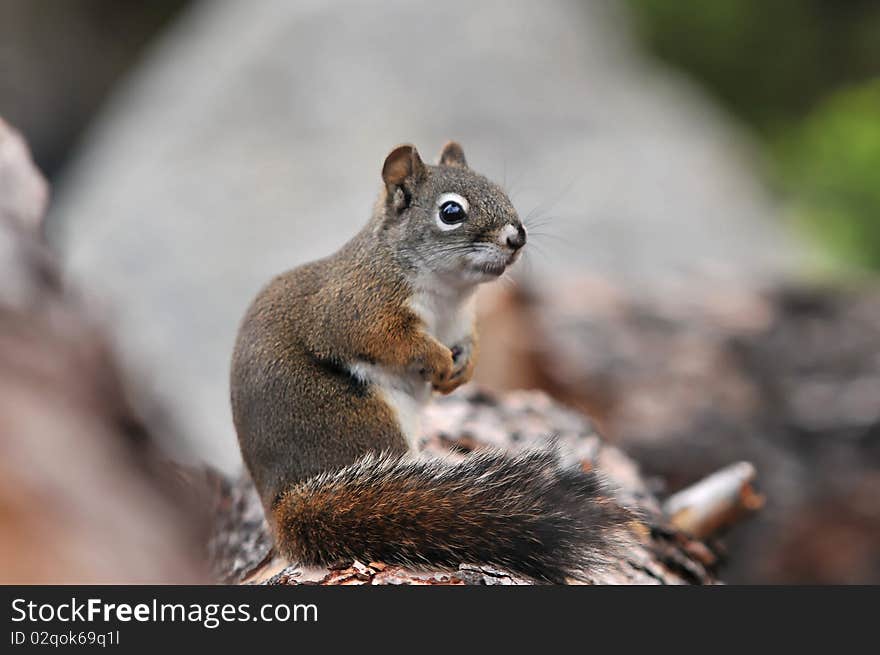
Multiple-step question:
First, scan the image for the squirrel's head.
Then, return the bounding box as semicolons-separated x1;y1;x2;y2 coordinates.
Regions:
378;142;526;286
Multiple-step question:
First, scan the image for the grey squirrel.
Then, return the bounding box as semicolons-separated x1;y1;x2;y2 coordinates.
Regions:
230;142;630;583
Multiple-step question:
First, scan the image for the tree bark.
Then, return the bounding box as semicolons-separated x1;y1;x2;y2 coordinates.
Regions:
209;388;739;585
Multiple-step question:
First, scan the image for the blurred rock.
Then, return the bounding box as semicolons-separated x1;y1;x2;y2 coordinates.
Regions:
0;118;49;232
49;0;798;470
476;278;880;583
0;119;206;583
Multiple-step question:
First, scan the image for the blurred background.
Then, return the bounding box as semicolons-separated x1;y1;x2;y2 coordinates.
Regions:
1;0;878;583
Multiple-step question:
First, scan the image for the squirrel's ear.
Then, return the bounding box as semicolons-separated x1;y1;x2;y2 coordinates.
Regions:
438;141;467;168
382;144;427;197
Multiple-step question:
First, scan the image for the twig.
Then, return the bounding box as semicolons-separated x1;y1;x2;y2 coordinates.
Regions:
663;462;764;539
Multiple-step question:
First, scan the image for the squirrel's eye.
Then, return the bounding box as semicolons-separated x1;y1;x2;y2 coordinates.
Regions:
435;193;469;231
439;201;466;224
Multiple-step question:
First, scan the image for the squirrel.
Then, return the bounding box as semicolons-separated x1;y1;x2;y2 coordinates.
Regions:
230;142;630;583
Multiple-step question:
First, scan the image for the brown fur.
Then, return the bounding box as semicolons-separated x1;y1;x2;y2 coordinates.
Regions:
273;448;632;584
231;143;627;582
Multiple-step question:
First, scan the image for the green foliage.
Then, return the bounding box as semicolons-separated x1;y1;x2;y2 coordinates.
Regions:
625;0;880;134
776;81;880;270
625;0;880;270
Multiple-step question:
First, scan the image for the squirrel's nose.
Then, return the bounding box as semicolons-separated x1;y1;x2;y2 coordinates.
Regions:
506;224;527;250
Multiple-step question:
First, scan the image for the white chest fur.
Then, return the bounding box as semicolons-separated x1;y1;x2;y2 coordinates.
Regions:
348;285;475;452
409;284;476;347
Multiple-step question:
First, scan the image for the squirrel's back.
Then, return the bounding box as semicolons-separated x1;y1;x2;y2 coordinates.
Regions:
231;248;411;507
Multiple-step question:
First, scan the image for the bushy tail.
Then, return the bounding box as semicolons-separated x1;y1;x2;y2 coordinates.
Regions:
272;447;635;583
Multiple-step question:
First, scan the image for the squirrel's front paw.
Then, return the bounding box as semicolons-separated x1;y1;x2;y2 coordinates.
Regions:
433;341;474;394
417;346;455;391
